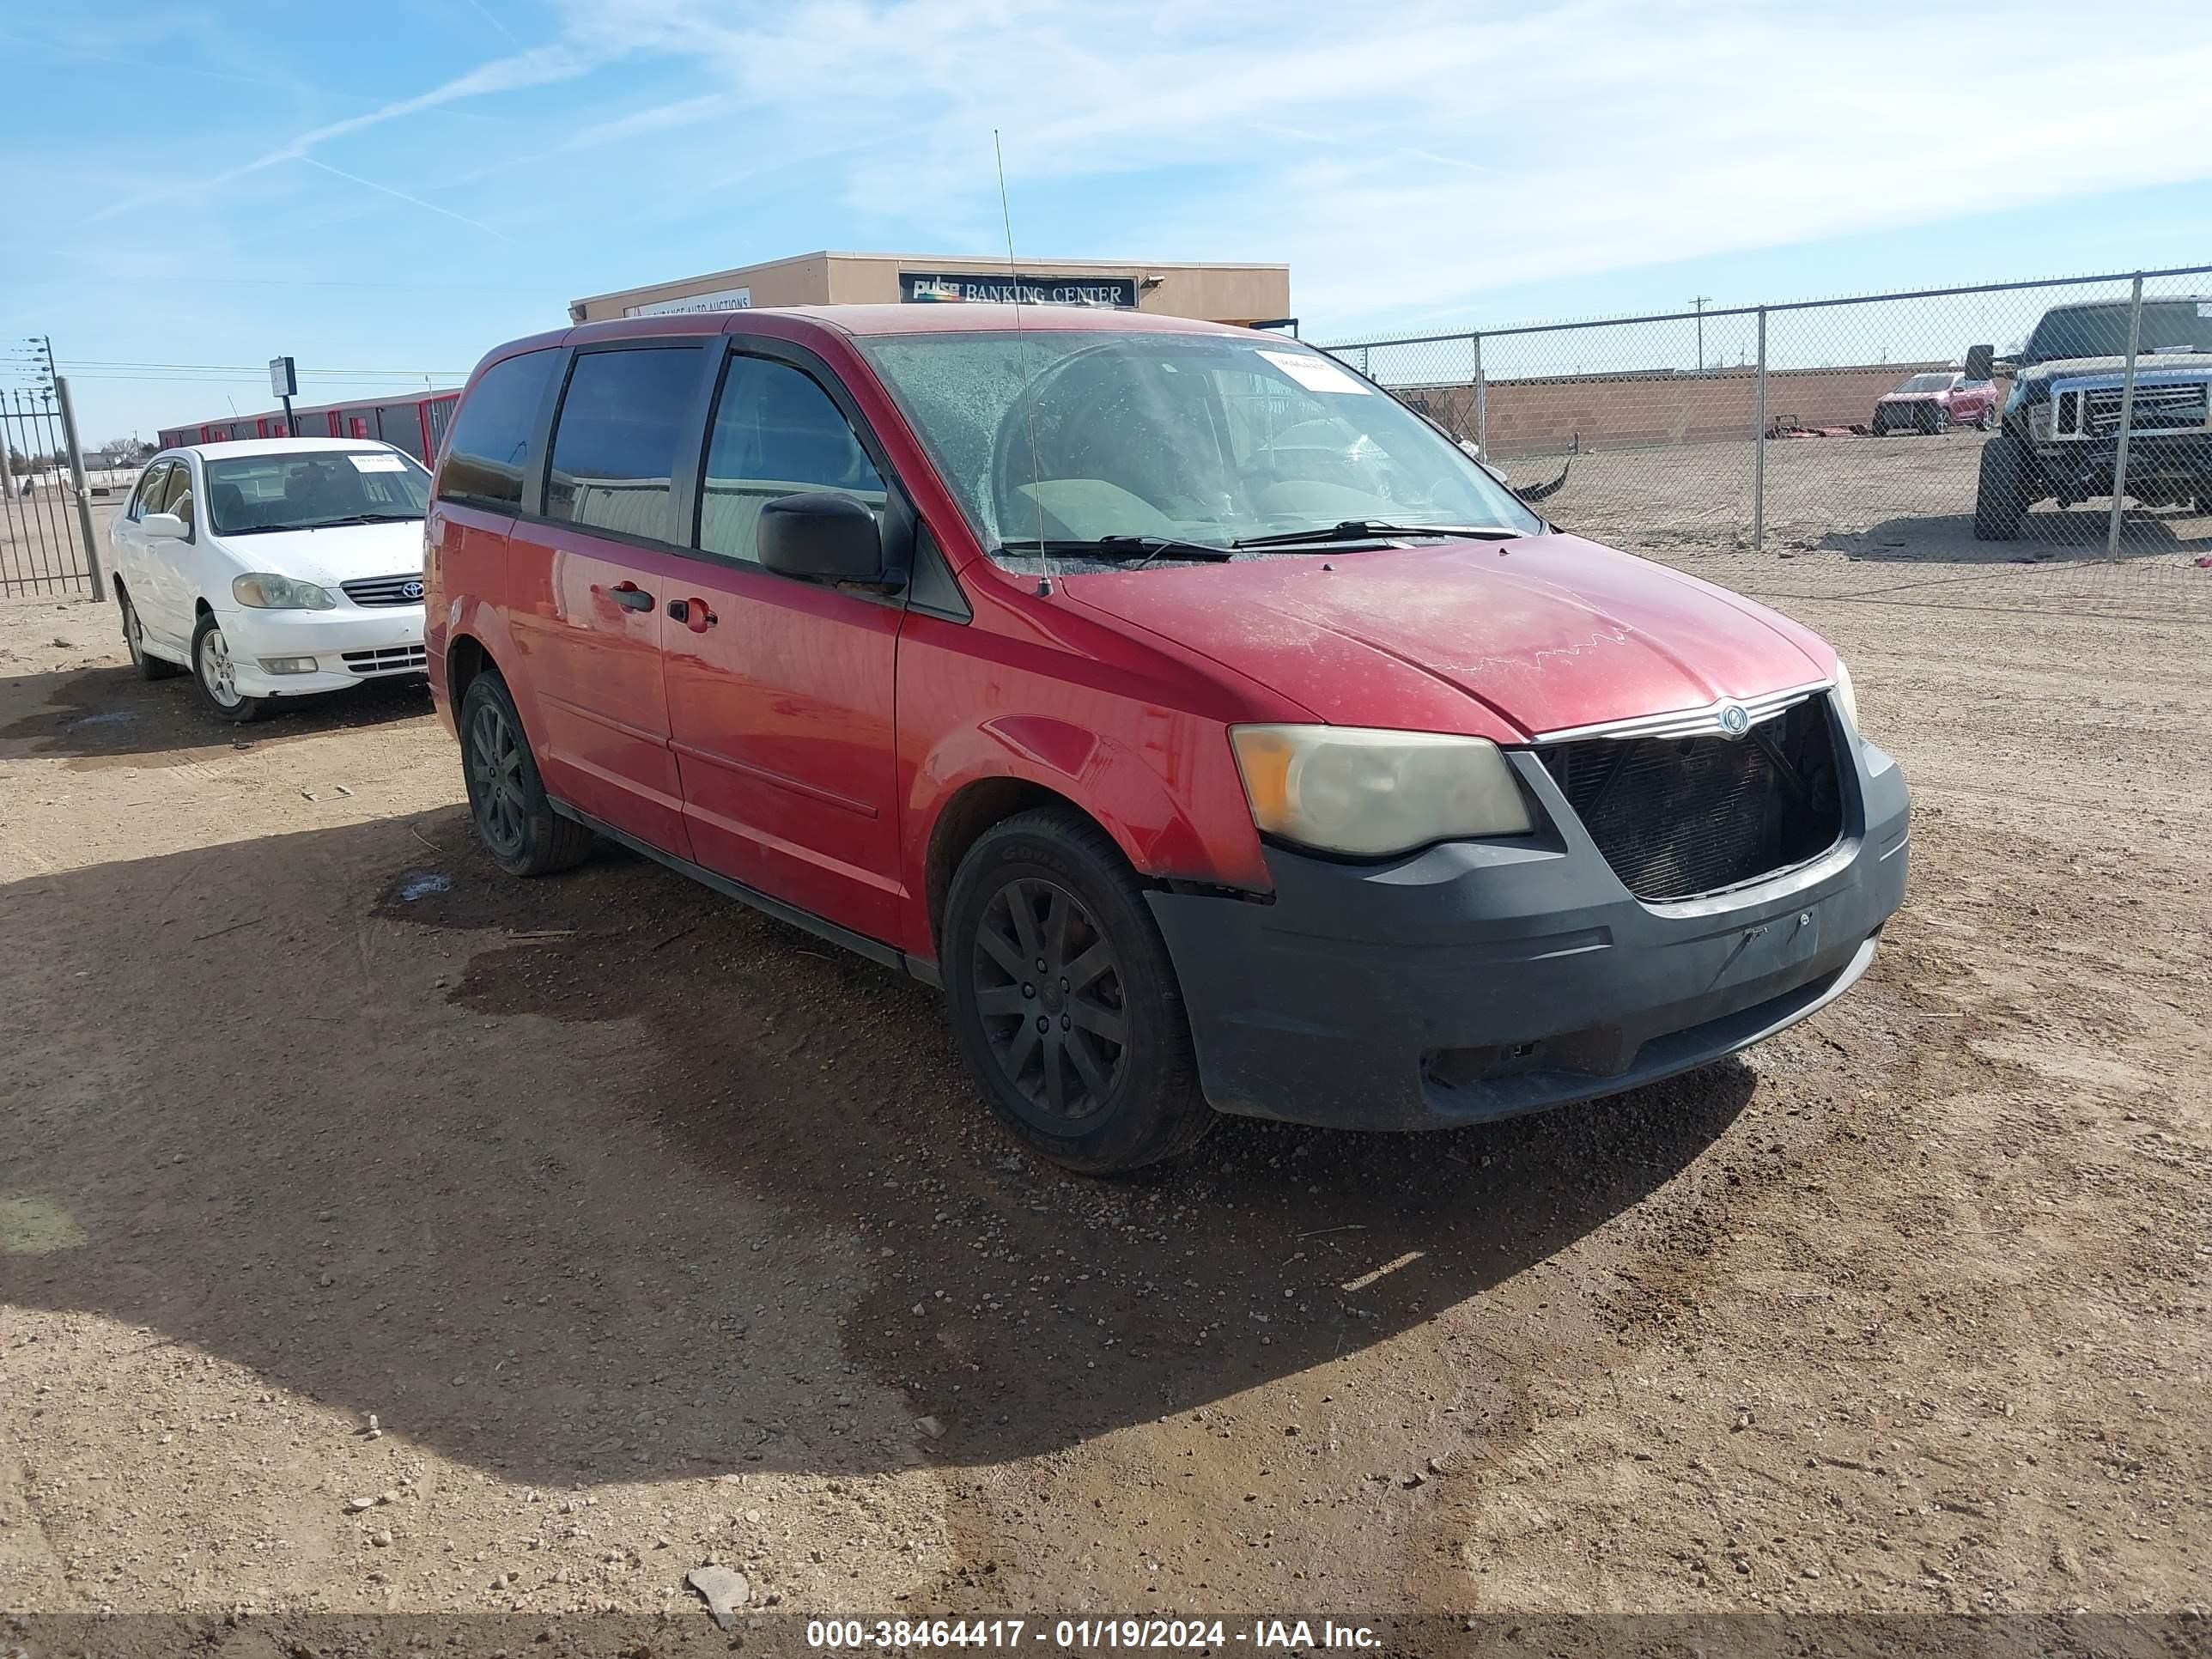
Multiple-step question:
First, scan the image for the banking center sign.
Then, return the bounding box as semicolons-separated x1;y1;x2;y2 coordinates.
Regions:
900;271;1139;308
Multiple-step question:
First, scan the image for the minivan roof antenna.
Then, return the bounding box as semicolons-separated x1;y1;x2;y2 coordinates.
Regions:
995;129;1052;598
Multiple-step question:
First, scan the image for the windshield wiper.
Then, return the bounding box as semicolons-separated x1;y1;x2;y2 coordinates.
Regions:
301;513;422;527
996;535;1235;565
1233;520;1521;549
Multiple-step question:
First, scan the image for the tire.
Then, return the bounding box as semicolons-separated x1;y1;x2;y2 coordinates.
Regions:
1974;405;1993;432
942;808;1212;1175
1973;433;2032;541
458;670;592;876
1924;404;1948;435
119;587;180;680
190;612;265;722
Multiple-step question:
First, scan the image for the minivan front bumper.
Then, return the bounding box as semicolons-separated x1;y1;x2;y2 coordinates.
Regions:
1146;733;1909;1132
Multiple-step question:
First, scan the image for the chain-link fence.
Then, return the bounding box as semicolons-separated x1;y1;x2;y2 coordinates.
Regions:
1323;265;2212;621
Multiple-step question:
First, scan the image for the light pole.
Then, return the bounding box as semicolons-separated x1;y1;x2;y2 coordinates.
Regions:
1691;296;1711;373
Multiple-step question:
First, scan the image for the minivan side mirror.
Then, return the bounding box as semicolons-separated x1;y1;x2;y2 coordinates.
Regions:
757;493;889;586
1963;343;1996;381
142;511;189;540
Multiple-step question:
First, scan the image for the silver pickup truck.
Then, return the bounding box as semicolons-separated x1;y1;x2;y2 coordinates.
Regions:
1970;298;2212;539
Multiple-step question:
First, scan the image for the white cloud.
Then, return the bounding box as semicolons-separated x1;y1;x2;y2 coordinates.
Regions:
543;0;2212;325
84;41;591;228
67;0;2212;321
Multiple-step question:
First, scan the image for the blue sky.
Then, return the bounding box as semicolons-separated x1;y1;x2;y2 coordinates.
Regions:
5;0;2210;444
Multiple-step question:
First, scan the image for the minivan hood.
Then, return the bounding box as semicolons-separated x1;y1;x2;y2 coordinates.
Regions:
1061;532;1832;741
211;520;425;586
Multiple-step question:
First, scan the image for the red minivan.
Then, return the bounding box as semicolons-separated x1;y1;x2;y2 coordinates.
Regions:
425;306;1908;1173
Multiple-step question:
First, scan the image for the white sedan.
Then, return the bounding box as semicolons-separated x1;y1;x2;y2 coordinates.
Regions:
107;438;432;723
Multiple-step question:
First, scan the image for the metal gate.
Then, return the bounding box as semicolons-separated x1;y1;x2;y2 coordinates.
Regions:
1;380;106;599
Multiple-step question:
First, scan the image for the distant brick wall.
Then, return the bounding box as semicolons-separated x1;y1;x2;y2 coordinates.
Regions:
1397;362;2008;457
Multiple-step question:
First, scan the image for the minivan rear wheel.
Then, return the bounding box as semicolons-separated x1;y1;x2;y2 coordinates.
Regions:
459;672;593;877
943;809;1212;1175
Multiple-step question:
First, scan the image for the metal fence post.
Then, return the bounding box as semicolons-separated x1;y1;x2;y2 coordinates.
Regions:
53;376;107;601
2104;273;2143;564
1472;332;1487;456
1752;307;1768;550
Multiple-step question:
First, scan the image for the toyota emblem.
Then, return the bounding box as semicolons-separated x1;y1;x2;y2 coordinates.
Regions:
1717;702;1751;737
401;580;424;600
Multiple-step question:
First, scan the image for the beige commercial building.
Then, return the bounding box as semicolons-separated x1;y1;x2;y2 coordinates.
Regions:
569;251;1291;327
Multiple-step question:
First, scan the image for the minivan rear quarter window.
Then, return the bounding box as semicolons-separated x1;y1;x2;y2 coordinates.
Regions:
439;348;558;511
544;347;702;544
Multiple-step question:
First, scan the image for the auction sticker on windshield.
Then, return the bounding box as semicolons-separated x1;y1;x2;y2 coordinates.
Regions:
1258;350;1371;395
349;453;408;471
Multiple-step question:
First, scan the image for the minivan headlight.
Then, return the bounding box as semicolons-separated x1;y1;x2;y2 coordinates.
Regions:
1229;725;1533;858
233;574;336;610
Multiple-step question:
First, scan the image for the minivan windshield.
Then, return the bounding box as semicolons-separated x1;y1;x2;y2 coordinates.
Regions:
206;449;430;535
2021;301;2210;366
856;331;1543;567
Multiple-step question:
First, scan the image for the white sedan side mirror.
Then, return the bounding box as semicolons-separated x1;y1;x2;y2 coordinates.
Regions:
143;512;189;539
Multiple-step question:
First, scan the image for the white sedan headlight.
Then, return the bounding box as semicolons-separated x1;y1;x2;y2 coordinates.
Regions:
1230;725;1533;858
1832;658;1861;732
233;573;336;611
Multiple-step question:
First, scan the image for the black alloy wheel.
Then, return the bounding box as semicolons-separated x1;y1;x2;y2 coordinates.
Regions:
942;808;1211;1173
971;874;1129;1123
465;694;531;864
458;672;592;876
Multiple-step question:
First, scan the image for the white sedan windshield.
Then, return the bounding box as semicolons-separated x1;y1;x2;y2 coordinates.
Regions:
858;331;1542;564
206;450;430;535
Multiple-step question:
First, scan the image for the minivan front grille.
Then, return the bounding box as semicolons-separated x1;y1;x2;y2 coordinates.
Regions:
342;573;427;606
1537;696;1844;902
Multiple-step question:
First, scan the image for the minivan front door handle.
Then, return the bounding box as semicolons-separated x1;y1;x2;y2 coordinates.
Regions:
668;597;718;632
607;581;654;612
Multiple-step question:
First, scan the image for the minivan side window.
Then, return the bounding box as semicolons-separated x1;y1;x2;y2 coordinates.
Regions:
699;356;887;563
438;348;558;512
543;347;702;544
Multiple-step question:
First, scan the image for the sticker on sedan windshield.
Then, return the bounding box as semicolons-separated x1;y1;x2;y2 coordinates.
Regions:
1258;350;1372;396
349;453;408;472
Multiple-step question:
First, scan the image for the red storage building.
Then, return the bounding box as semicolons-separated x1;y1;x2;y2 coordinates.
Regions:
157;389;459;465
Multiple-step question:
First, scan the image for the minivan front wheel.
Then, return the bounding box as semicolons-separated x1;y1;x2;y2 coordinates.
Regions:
459;672;592;876
943;809;1212;1174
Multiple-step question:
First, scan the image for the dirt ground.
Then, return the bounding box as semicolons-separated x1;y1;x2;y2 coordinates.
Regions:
2;502;2209;1643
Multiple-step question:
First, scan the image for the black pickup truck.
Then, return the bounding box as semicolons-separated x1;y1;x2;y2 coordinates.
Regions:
1971;297;2212;539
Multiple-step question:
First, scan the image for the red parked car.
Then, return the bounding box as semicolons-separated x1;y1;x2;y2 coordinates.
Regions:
426;306;1909;1173
1870;370;2000;434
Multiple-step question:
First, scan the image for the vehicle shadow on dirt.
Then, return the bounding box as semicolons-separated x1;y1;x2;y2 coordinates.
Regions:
0;663;433;766
1817;505;2212;564
0;809;1757;1486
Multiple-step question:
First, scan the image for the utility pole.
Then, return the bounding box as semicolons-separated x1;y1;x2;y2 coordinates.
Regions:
1691;296;1711;373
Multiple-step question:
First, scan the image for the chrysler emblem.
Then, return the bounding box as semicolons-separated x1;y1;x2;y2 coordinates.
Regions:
401;580;424;599
1717;701;1751;738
